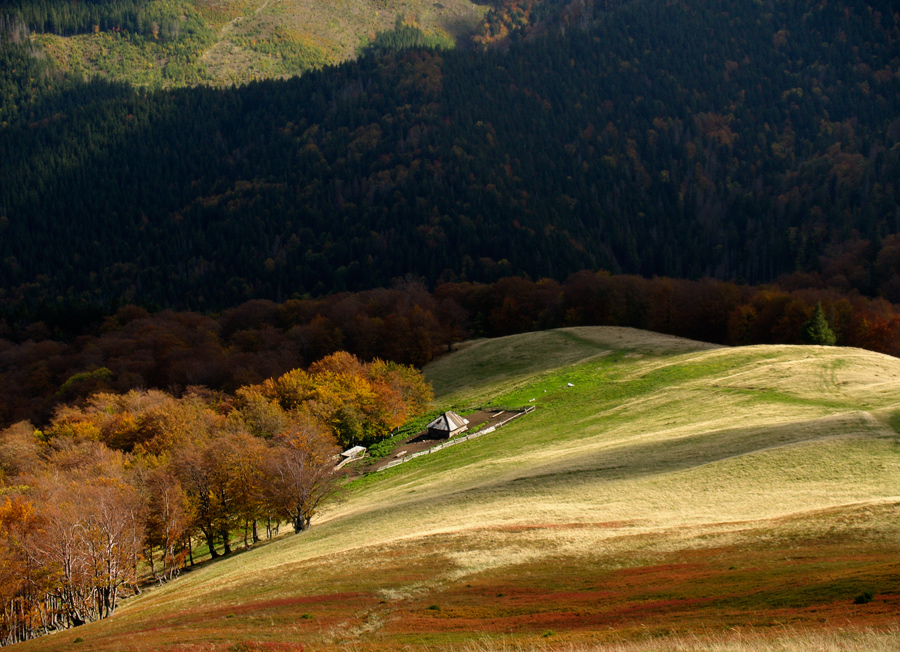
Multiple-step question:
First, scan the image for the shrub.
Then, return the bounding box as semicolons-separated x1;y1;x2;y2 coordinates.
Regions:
854;591;874;604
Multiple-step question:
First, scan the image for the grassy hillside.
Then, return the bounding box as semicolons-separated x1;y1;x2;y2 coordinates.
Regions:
14;328;900;651
27;0;484;86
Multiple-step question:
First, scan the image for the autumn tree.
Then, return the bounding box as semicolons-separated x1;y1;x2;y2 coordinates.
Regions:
257;351;433;447
231;386;288;439
142;467;192;582
0;353;427;642
368;359;433;425
262;415;340;533
218;431;269;547
6;438;145;630
0;421;43;480
74;480;145;620
0;494;45;645
172;439;229;559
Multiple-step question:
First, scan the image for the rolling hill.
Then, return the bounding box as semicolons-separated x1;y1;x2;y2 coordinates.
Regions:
12;328;900;651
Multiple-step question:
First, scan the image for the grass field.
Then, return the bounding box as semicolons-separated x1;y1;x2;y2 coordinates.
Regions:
14;327;900;651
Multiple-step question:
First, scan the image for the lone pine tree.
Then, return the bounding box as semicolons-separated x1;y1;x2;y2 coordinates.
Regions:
802;302;836;346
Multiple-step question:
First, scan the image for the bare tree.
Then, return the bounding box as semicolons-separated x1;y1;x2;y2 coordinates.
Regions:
19;474;144;628
77;481;145;619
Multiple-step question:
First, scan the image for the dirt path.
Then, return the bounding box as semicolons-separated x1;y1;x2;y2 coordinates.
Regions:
200;0;273;74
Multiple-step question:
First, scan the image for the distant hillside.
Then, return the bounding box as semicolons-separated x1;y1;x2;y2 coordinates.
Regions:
10;328;900;651
1;0;900;315
0;0;485;86
0;0;629;88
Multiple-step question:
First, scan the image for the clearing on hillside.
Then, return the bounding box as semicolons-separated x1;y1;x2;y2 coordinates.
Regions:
13;327;900;652
35;0;486;87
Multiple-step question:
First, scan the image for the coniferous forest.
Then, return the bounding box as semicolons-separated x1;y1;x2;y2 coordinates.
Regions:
0;0;898;319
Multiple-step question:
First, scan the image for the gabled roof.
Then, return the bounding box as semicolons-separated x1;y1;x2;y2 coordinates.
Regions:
426;411;469;432
341;445;366;459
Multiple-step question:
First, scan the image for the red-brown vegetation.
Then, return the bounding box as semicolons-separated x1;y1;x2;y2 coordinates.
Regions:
382;535;900;642
2;272;900;433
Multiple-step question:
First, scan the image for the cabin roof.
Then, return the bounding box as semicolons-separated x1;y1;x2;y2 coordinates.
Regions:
341;445;366;458
426;411;469;432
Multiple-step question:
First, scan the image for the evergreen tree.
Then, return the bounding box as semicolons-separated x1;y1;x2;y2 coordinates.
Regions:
802;302;836;346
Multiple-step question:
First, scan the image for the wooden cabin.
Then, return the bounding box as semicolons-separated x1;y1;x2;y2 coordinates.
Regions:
426;411;469;438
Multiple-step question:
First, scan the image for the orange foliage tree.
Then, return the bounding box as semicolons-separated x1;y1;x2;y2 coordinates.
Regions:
0;351;432;643
257;351;432;447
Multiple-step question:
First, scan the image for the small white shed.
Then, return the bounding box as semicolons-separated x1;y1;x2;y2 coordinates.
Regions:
341;445;366;460
426;411;469;438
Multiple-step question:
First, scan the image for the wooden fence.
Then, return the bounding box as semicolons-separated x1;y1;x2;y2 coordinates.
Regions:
376;406;535;472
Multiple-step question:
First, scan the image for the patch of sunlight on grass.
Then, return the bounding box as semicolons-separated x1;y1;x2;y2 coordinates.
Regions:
454;626;900;652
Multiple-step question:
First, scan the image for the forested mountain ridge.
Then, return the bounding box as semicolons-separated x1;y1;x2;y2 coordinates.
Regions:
1;0;900;319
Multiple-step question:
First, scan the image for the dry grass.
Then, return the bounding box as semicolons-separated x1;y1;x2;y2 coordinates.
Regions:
200;0;485;83
447;627;900;652
327;338;900;542
12;329;900;651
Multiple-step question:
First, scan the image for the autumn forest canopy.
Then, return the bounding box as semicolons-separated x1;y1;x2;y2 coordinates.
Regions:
0;350;432;643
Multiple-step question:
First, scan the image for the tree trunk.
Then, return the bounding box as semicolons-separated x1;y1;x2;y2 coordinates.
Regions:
201;527;219;559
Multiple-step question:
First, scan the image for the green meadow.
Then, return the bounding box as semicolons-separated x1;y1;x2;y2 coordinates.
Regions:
16;327;900;651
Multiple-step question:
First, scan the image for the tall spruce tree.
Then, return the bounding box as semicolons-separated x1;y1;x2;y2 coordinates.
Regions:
802;302;836;346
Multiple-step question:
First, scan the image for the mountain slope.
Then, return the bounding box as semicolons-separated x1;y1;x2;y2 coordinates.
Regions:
3;0;900;313
13;328;900;651
4;0;485;86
